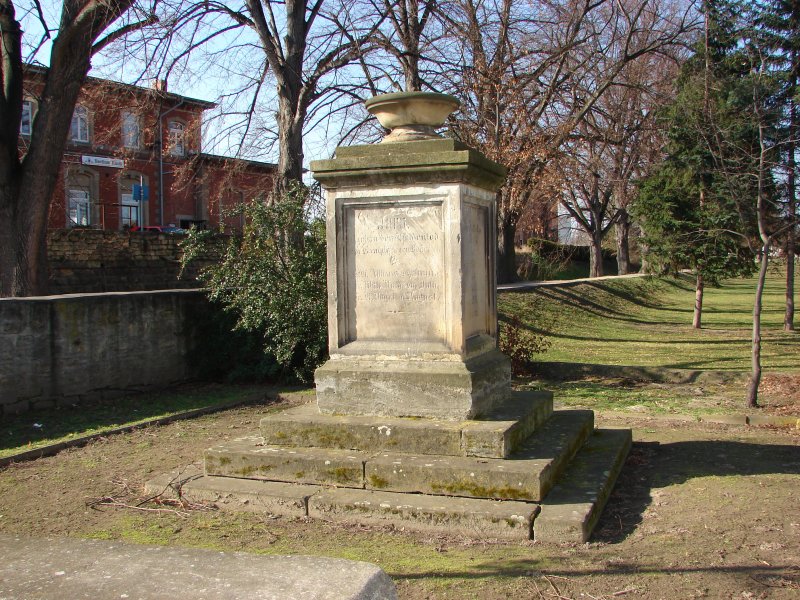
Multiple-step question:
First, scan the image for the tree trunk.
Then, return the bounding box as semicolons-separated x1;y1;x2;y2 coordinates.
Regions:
615;211;631;275
692;272;704;329
0;5;25;296
788;205;796;332
497;213;518;284
0;189;50;297
268;0;308;201
275;92;305;199
639;240;650;274
589;235;603;278
273;28;306;202
746;243;770;408
0;185;20;296
1;19;94;296
785;98;796;331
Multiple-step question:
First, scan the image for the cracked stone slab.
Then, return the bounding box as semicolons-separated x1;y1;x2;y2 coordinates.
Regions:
0;535;397;599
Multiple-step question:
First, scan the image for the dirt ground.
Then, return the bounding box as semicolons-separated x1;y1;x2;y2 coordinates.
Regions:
0;389;798;599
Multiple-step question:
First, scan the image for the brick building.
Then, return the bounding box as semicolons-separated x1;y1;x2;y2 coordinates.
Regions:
21;66;274;233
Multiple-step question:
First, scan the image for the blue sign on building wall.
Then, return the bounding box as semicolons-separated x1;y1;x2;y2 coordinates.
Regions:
132;184;150;202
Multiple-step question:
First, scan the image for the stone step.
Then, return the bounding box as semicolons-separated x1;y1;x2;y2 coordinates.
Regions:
204;438;367;488
533;428;632;543
146;466;539;540
145;466;314;518
259;390;553;459
365;410;593;501
307;487;539;540
206;410;593;502
148;421;632;542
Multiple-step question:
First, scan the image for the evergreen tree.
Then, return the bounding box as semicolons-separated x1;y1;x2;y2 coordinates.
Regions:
634;0;757;330
759;0;800;331
638;0;790;407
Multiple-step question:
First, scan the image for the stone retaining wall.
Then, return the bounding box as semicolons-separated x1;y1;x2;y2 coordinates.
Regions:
47;229;221;294
0;289;205;415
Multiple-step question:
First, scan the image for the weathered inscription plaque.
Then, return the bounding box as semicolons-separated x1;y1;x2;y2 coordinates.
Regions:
344;201;445;342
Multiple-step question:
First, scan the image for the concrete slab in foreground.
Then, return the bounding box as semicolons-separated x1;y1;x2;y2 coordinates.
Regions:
0;535;397;600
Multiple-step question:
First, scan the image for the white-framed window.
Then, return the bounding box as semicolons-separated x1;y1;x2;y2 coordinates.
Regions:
121;111;141;149
68;189;91;227
71;105;90;143
21;100;34;136
120;193;140;228
168;120;185;156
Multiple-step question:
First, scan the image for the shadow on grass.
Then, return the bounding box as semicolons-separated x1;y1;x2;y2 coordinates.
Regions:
582;280;693;314
659;275;698;292
392;561;798;582
0;385;281;456
389;437;800;586
592;440;800;544
531;287;686;327
526;328;748;345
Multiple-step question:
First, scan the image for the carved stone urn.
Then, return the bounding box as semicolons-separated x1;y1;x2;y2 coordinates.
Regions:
365;91;459;143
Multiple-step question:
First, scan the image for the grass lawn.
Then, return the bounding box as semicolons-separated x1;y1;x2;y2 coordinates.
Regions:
500;268;799;372
0;384;272;459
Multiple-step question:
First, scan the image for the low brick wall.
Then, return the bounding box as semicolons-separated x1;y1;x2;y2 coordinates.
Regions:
47;229;220;294
0;289;206;415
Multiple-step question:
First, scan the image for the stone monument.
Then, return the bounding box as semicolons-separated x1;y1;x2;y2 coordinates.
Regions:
312;92;510;420
148;92;632;543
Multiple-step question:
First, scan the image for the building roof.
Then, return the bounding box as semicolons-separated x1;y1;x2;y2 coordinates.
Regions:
23;64;217;109
199;152;277;171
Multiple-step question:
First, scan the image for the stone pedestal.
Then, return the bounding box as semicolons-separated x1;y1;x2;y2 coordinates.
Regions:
147;108;632;545
311;139;510;420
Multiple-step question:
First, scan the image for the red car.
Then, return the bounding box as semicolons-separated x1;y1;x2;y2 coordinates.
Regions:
129;225;186;234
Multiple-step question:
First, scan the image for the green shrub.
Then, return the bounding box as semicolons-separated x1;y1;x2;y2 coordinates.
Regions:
498;315;551;377
181;188;328;383
519;238;620;280
185;299;281;383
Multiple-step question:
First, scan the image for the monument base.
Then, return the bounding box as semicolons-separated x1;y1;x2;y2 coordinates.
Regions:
146;394;632;543
314;349;511;420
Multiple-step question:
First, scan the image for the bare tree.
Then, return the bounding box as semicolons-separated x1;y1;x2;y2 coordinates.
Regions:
442;0;696;282
371;0;438;91
1;0;159;296
558;54;676;277
557;126;621;278
223;0;378;196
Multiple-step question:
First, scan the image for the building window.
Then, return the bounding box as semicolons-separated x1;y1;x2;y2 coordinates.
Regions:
120;193;140;228
71;105;90;143
121;111;141;149
68;189;92;227
168;120;185;156
66;168;98;228
119;172;148;230
21;100;34;136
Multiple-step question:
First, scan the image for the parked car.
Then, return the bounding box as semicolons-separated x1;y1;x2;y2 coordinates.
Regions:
129;225;186;234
